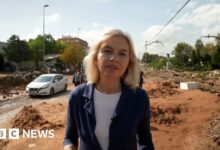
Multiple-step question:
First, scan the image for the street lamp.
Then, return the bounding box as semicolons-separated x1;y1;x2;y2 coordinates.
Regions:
43;4;49;62
200;34;220;40
145;40;163;50
77;27;81;37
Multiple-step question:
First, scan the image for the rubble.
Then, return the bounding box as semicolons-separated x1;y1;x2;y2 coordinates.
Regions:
0;71;41;100
150;105;182;126
146;81;180;98
10;105;64;131
205;117;220;146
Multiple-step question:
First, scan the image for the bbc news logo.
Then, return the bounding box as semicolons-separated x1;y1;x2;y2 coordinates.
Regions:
0;128;55;139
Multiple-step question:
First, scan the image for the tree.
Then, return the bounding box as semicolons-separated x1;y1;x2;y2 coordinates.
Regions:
3;35;31;63
44;34;64;54
190;50;197;65
28;34;65;69
61;43;86;65
141;52;160;64
149;57;167;69
215;33;220;47
194;39;203;64
172;42;194;67
28;36;44;69
211;46;220;68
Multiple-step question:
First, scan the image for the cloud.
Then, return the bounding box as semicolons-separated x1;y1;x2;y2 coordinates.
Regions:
46;13;61;23
176;3;220;27
140;2;220;56
24;28;42;40
141;24;183;55
92;22;102;28
79;26;114;46
94;0;112;2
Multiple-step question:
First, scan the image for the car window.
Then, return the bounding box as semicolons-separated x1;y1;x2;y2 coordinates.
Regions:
34;76;53;82
53;76;59;82
58;75;63;81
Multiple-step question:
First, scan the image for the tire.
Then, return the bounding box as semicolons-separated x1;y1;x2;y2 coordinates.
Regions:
50;88;54;97
64;84;67;92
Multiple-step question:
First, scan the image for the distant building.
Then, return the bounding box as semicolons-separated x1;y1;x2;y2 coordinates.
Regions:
58;35;89;50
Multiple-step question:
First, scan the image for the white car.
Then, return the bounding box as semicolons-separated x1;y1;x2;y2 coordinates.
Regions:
26;74;67;96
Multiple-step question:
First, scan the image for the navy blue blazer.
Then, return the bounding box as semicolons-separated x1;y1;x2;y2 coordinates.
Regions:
64;83;154;150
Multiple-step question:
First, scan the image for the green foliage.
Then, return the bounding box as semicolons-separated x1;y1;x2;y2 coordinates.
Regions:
142;33;220;71
194;39;203;64
211;46;220;68
149;57;167;69
196;71;206;79
3;35;31;63
141;52;160;63
28;36;44;69
172;42;194;68
61;43;86;65
28;34;65;69
44;34;63;54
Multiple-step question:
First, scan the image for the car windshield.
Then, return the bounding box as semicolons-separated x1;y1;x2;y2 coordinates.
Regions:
34;76;53;82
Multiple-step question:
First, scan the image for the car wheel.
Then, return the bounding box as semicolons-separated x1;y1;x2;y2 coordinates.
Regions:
50;88;54;96
64;84;67;92
29;95;35;98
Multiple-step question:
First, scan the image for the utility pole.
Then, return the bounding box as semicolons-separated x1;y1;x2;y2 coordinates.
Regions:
43;4;49;62
145;40;163;50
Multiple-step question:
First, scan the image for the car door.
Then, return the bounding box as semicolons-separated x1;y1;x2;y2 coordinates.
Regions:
57;75;64;92
53;75;60;93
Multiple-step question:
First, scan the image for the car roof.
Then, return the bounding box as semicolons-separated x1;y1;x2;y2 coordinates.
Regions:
40;74;63;77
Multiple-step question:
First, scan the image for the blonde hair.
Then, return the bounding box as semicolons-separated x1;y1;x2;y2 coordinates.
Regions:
83;29;140;89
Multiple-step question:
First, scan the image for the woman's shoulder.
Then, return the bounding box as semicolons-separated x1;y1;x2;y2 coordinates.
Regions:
122;84;149;101
69;83;92;101
135;87;149;101
123;84;148;96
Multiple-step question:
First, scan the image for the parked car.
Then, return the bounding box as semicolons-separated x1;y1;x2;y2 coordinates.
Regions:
26;74;67;96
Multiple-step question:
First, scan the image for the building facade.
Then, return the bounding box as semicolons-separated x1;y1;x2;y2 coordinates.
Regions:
58;36;89;50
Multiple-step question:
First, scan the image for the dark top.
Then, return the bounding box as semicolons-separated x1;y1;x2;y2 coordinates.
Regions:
64;83;154;150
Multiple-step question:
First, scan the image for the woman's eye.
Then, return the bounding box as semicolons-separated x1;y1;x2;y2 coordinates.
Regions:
103;49;111;53
120;53;127;56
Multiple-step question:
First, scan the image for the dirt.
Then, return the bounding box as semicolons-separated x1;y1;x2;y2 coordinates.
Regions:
0;72;220;150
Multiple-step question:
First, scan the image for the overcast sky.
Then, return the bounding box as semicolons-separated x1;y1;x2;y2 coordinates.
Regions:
0;0;220;57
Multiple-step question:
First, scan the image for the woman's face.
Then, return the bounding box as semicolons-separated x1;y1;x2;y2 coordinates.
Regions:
97;35;130;80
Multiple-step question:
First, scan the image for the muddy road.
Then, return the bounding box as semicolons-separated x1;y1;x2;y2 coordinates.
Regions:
0;90;71;126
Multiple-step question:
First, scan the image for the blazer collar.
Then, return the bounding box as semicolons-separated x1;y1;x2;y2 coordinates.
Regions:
82;83;133;119
83;83;96;118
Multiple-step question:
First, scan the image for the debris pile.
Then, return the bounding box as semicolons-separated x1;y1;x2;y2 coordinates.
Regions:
150;105;182;126
0;140;9;150
205;117;220;146
0;71;41;99
146;81;179;98
10;105;64;131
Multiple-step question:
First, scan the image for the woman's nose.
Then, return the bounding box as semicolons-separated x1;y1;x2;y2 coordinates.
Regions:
109;54;118;62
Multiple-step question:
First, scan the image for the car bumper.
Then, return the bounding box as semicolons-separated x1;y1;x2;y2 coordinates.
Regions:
26;88;50;96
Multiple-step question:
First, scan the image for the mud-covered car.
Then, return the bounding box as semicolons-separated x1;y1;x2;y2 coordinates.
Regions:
26;74;67;96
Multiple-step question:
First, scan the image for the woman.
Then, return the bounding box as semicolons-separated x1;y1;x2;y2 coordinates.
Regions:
64;29;154;150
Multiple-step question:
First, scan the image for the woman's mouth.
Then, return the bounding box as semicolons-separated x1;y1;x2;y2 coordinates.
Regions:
106;64;119;70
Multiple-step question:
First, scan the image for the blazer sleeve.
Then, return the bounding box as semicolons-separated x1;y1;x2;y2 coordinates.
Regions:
63;90;79;148
137;90;155;150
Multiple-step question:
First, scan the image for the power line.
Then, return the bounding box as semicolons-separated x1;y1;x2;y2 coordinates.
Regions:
149;0;191;43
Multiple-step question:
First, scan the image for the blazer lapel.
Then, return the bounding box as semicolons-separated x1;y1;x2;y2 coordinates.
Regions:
112;83;131;119
83;83;96;119
82;83;102;150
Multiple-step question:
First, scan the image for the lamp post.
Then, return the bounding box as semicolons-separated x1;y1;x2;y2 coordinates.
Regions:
77;27;81;37
43;4;49;62
145;40;163;50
